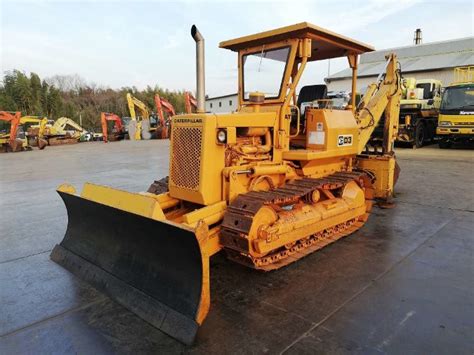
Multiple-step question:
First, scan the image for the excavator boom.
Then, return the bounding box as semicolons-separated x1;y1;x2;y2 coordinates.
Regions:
126;93;151;140
43;117;87;145
154;94;174;139
101;112;124;143
20;116;48;149
356;54;401;153
0;111;22;152
185;92;198;114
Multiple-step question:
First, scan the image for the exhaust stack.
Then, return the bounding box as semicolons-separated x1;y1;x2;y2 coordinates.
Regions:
191;25;205;113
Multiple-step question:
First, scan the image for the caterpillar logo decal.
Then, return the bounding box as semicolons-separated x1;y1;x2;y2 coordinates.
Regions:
174;118;203;124
337;134;353;147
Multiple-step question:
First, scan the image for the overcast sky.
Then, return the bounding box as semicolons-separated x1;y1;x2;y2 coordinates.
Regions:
1;0;473;97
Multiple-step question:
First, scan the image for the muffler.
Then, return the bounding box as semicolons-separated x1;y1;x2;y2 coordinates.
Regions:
191;25;205;113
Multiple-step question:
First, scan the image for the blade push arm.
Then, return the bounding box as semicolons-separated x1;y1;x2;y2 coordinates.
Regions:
356;54;402;154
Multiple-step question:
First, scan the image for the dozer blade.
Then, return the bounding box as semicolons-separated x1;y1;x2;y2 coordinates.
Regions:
50;188;210;345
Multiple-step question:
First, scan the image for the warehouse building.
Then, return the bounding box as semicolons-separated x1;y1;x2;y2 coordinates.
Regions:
325;36;474;92
205;93;238;113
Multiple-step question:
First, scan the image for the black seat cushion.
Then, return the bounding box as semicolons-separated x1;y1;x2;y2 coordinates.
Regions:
297;85;328;111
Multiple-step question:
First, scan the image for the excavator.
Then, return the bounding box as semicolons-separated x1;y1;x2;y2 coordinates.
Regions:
0;112;48;151
51;23;401;344
126;93;151;140
21;116;49;149
101;112;124;143
154;93;176;139
0;111;23;152
44;117;88;145
185;91;198;113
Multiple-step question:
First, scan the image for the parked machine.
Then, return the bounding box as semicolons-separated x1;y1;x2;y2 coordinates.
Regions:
185;91;198;113
51;23;402;344
437;66;474;148
397;78;442;147
0;111;23;152
126;93;150;140
154;94;176;139
44;117;88;145
0;112;49;152
100;112;124;143
21;116;48;149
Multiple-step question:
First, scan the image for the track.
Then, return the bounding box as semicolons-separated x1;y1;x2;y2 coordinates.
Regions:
220;171;372;271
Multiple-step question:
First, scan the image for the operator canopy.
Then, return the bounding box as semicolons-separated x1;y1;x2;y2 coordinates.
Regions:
220;22;374;60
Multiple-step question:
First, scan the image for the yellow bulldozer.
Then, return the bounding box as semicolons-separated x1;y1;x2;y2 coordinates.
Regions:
51;23;401;344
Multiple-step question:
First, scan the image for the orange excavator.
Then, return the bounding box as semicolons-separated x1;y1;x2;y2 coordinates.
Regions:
0;111;23;152
185;91;198;113
154;94;176;139
100;112;124;143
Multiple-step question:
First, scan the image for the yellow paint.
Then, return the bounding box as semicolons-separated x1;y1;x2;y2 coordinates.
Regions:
251;181;366;256
47;117;86;139
81;183;166;220
56;23;404;331
126;93;151;140
183;201;227;227
355;155;396;199
219;22;373;55
437;126;474;135
437;67;474;140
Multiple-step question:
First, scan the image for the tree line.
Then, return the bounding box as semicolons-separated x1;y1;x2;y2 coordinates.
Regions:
0;70;189;131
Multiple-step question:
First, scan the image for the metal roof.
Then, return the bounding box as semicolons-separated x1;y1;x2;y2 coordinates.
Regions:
219;22;374;61
205;93;237;101
326;37;474;81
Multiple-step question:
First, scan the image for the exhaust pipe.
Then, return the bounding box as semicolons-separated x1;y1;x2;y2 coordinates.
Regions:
191;25;205;113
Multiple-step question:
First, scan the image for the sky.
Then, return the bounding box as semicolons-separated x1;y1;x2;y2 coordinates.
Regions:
1;0;473;97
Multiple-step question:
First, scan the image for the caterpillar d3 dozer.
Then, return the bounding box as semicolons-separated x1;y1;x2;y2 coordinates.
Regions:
51;23;401;344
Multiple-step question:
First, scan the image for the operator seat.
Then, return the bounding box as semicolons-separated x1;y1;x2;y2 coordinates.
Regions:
290;85;328;148
295;84;327;129
297;84;328;111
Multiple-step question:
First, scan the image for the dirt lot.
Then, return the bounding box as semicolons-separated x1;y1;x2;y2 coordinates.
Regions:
0;141;473;353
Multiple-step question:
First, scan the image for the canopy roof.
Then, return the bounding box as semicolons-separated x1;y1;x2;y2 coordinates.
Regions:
219;22;374;61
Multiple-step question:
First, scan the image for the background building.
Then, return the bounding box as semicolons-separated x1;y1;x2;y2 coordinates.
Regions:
205;93;238;113
325;37;474;92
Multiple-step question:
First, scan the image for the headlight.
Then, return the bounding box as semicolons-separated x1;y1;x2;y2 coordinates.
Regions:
217;129;227;143
439;121;452;126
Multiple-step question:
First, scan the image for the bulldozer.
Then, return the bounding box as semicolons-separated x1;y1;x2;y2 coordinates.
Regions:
51;23;401;344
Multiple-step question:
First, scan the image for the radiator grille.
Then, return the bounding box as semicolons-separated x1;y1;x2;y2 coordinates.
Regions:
170;127;202;190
